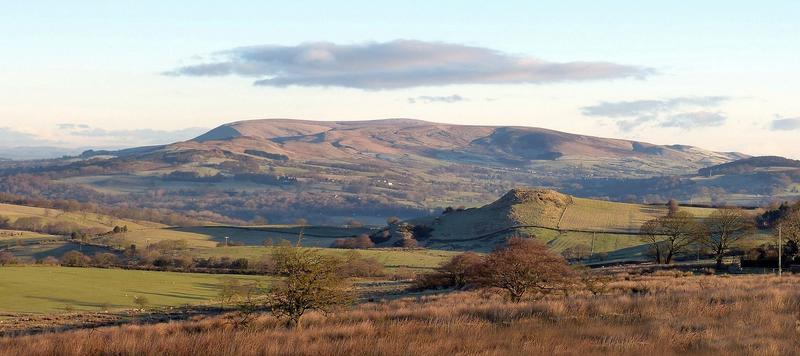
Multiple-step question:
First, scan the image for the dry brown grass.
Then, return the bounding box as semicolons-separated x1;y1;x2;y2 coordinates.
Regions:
1;275;798;355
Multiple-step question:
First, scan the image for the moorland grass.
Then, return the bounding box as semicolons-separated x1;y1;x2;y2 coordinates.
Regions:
1;274;797;355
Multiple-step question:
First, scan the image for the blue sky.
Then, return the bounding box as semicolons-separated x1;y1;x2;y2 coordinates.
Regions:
1;1;798;157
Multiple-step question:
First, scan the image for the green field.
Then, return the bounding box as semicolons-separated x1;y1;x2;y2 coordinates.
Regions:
192;246;459;271
0;266;265;314
118;225;372;249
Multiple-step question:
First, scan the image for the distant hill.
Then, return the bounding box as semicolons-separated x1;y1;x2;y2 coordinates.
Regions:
699;156;800;176
3;118;796;225
184;119;745;167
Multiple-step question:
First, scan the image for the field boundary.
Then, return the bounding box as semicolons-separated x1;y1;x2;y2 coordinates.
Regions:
428;224;652;244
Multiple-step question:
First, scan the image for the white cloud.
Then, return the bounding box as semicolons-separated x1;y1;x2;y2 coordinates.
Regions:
582;96;730;131
166;40;653;90
660;111;726;129
769;117;800;131
408;95;467;104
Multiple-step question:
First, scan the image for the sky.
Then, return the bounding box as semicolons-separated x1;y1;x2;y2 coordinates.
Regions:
1;1;798;158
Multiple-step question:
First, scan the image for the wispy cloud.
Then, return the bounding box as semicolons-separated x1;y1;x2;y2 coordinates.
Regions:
62;125;208;145
57;123;90;130
408;95;467;104
0;127;46;147
582;96;730;131
1;124;209;152
769;117;800;131
165;40;653;90
660;111;726;129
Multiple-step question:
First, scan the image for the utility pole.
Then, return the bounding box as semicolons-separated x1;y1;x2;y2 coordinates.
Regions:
590;232;596;260
778;226;782;277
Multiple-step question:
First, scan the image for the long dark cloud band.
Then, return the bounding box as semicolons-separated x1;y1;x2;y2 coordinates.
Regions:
165;40;653;90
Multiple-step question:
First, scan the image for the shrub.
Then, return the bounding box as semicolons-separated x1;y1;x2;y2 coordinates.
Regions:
92;252;119;267
414;252;483;290
172;255;195;269
411;225;434;241
268;245;353;328
338;251;385;277
0;251;18;266
394;237;418;248
332;234;375;249
369;230;391;244
152;255;173;267
474;237;576;302
38;256;60;266
254;255;277;273
230;258;250;270
61;251;90;267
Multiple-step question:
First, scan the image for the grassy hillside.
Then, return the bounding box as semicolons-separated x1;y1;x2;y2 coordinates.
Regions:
0;203;165;233
0;266;264;313
409;188;720;256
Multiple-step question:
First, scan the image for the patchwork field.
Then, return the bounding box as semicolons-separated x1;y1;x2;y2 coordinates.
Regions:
0;267;265;314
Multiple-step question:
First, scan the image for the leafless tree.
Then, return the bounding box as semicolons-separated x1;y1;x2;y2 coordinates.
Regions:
640;219;664;264
475;237;575;302
702;207;754;268
267;244;353;328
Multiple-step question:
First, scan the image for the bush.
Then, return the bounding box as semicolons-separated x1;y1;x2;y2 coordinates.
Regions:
152;255;173;267
230;258;250;270
332;234;375;249
38;256;60;266
474;237;576;302
412;225;434;241
254;255;277;273
92;252;119;267
338;251;385;277
394;237;418;248
369;230;391;244
268;244;352;328
414;252;483;290
172;255;195;269
0;251;18;266
61;251;90;267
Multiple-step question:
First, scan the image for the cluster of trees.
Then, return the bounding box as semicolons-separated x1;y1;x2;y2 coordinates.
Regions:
417;237;578;302
638;203;800;268
0;215;108;236
0;181;204;226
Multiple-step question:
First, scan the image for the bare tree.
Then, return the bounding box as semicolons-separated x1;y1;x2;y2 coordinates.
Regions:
650;211;702;264
702;207;754;268
475;237;575;302
267;245;352;328
439;252;483;289
640;219;664;264
667;199;680;216
778;207;800;257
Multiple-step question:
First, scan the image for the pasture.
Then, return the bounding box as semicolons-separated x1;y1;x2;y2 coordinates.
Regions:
0;266;265;314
